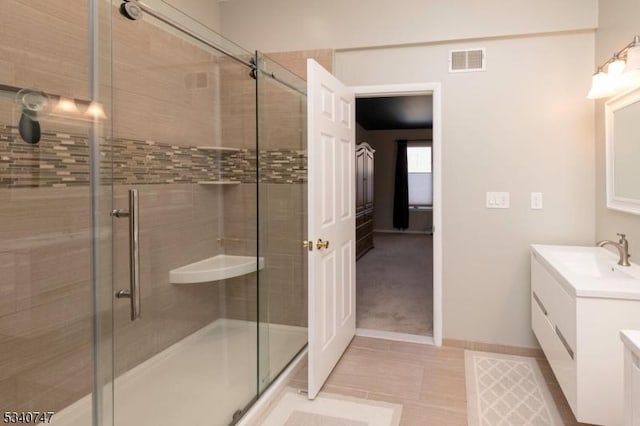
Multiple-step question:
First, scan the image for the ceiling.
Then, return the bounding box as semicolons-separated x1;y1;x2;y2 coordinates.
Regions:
356;95;433;130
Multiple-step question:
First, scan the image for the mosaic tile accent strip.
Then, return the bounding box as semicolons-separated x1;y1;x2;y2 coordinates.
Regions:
112;138;224;185
223;149;307;184
0;125;306;188
0;125;90;188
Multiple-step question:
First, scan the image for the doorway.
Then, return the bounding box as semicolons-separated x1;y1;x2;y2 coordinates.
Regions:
351;84;442;345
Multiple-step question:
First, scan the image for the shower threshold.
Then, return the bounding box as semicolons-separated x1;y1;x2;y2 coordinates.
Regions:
48;319;307;426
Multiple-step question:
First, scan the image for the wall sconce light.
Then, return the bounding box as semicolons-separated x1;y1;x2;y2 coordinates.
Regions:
53;96;80;114
587;71;615;99
85;101;107;119
588;35;640;99
3;84;108;145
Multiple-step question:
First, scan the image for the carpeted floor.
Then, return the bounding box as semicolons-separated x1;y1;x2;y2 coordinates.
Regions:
356;232;433;336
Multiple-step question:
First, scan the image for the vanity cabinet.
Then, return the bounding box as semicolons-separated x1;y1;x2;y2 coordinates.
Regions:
621;331;640;426
531;247;640;426
355;143;374;259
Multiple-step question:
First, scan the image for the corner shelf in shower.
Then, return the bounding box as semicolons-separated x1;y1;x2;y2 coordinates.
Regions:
196;146;241;152
197;181;241;185
170;254;265;284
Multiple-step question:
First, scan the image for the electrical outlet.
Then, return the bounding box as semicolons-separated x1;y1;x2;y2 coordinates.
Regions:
531;192;543;209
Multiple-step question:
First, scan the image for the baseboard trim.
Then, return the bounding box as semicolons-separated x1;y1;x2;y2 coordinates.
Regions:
237;348;308;426
443;338;544;358
356;328;435;345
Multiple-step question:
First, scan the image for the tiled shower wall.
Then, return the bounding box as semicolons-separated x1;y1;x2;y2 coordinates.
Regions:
1;0;328;415
1;0;94;412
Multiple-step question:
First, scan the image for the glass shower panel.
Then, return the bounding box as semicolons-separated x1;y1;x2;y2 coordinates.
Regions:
256;53;308;393
109;4;258;426
0;0;113;424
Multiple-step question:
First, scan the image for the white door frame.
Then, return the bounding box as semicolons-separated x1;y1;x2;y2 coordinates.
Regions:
350;83;443;346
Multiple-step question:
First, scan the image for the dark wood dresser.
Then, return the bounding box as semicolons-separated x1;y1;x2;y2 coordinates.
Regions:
355;142;375;259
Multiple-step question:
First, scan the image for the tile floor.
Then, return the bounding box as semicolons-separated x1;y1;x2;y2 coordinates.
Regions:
290;336;593;426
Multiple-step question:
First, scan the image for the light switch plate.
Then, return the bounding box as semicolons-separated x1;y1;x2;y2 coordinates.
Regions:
531;192;543;209
486;192;510;209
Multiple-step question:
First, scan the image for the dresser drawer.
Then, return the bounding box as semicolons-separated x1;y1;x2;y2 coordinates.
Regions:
356;233;373;258
356;210;373;227
356;220;373;241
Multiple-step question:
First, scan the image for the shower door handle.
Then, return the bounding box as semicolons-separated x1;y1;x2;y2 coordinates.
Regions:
113;189;141;321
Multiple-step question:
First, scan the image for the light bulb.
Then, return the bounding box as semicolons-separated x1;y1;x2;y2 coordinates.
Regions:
85;102;107;119
54;97;80;114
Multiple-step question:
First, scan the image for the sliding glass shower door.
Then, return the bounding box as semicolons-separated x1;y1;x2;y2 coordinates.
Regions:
109;3;259;426
2;1;309;425
256;53;308;393
0;0;113;425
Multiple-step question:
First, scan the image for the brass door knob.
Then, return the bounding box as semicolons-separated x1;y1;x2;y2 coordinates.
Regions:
303;240;313;251
316;238;330;250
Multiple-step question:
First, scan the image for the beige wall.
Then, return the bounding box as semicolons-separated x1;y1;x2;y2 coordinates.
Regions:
594;1;640;262
219;0;598;348
338;32;596;348
219;0;597;52
356;125;434;233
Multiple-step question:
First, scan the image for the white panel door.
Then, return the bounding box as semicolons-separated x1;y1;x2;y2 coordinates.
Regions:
307;59;356;399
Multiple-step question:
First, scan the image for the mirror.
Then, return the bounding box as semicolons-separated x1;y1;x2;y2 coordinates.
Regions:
605;86;640;214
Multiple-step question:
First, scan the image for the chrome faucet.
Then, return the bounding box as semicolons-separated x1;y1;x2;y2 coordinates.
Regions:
597;233;631;266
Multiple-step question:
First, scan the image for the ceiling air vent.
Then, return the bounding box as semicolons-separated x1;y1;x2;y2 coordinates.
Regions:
449;48;485;73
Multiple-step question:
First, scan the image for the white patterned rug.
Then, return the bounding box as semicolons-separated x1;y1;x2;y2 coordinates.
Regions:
260;389;402;426
465;351;564;425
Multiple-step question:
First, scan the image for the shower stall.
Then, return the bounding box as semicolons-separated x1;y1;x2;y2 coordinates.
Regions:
0;0;308;425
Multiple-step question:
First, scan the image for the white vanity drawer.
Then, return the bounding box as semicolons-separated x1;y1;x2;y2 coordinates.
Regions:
531;254;577;353
532;292;578;412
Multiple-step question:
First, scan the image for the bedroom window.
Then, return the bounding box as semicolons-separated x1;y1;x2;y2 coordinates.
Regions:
407;145;432;207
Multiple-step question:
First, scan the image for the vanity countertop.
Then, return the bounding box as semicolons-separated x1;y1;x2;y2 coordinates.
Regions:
620;330;640;359
530;244;640;301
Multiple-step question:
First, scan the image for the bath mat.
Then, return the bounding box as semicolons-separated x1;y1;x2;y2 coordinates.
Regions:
465;350;564;425
260;389;402;426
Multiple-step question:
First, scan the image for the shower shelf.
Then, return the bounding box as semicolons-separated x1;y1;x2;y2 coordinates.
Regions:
170;254;265;284
196;146;241;152
197;181;240;185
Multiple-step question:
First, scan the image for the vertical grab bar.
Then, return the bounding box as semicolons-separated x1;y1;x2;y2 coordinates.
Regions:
113;189;141;321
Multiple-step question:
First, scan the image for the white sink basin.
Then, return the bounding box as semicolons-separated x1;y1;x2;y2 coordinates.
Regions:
548;249;635;279
170;255;265;284
530;245;640;300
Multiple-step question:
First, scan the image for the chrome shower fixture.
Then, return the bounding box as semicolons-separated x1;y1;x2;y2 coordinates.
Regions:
15;88;49;145
120;0;143;20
